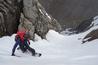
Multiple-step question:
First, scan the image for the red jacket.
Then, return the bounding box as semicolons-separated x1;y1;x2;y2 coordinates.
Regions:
16;31;30;44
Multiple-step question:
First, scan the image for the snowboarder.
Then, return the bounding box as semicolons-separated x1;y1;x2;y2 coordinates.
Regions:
11;31;41;57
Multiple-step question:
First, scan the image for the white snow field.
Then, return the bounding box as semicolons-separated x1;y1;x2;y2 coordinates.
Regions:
1;17;98;65
0;27;98;65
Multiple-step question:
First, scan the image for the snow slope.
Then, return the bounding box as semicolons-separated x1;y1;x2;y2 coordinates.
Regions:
0;26;98;65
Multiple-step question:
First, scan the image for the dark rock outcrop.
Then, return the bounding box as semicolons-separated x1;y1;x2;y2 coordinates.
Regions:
82;29;98;44
74;17;94;33
62;17;94;35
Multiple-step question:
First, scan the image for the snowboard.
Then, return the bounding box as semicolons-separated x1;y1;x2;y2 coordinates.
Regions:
11;53;42;57
34;53;42;57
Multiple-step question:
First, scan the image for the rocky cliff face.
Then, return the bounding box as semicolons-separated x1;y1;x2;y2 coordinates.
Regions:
19;0;61;40
39;0;98;29
0;0;23;36
0;0;61;39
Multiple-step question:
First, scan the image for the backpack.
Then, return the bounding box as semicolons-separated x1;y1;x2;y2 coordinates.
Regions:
15;31;25;43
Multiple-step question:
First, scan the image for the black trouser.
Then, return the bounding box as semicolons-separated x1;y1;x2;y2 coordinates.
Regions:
12;38;21;55
12;38;36;56
19;42;27;53
23;39;36;56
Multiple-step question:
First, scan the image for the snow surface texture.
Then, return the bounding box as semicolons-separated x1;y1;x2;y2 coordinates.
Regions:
0;18;98;65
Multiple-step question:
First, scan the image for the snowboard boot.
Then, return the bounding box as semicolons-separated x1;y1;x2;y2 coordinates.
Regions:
11;53;15;56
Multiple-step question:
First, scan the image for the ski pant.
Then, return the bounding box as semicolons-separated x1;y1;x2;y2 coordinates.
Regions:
23;39;36;55
12;38;36;55
12;38;21;55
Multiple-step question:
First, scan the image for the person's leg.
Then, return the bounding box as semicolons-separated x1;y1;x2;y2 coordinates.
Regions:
19;42;27;53
24;39;36;56
12;39;21;56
